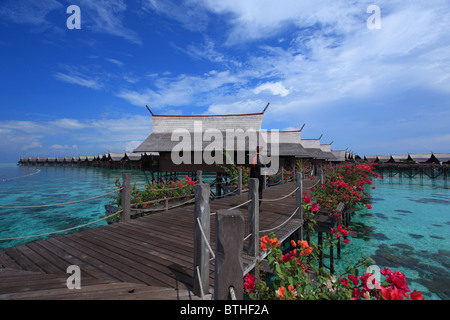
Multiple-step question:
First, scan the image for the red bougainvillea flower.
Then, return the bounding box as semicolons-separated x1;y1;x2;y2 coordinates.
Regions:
311;204;319;212
244;273;255;293
365;204;372;209
303;196;312;204
410;290;424;300
348;274;359;286
380;286;405;300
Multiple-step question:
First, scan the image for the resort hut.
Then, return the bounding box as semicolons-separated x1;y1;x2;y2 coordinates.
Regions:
124;152;148;170
274;131;308;170
428;153;450;164
330;150;346;163
107;152;126;169
47;157;56;164
407;153;432;164
56;157;65;165
375;155;390;163
389;154;409;164
134;111;267;175
319;144;338;162
364;155;377;162
300;139;332;161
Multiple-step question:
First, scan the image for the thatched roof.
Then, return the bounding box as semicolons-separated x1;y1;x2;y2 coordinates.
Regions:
299;139;335;160
430;153;450;163
331;150;346;162
364;155;377;162
376;155;390;163
390;154;408;163
108;153;125;162
408;153;432;163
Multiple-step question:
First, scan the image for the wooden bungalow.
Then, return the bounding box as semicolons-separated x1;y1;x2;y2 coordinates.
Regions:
388;154;409;163
300;139;335;164
134;112;267;174
408;153;432;164
428;153;450;164
364;155;377;162
107;152;126;169
375;155;390;163
274;131;317;172
330;150;346;162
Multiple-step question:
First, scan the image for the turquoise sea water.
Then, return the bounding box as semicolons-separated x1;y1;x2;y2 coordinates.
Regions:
0;163;449;299
0;163;148;249
333;175;450;300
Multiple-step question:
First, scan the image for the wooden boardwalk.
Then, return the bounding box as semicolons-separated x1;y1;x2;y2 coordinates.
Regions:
0;179;313;300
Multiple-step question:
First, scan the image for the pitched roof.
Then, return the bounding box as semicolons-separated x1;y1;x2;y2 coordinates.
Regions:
364;155;377;162
430;153;450;163
135;112;265;153
390;154;409;162
331;150;346;162
108;152;125;161
408;153;432;163
376;155;390;162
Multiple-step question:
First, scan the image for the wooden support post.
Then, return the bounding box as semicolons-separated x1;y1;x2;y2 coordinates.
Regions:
238;168;242;195
281;166;285;184
164;198;169;212
337;236;341;258
318;231;323;269
121;173;131;223
194;183;211;298
296;172;303;239
329;234;334;274
214;209;244;300
318;168;324;187
197;170;203;184
247;178;259;256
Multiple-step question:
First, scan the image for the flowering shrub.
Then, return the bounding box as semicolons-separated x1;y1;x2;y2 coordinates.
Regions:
245;233;424;300
107;176;196;222
244;162;423;300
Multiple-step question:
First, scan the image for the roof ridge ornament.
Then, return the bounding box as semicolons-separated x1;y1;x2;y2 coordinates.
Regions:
146;105;154;116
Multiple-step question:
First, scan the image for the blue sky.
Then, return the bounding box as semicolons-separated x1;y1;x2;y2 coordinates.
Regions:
1;0;449;163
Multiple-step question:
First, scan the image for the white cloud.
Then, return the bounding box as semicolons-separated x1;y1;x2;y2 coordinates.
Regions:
0;115;152;159
21;141;43;151
54;72;102;90
253;82;289;97
77;0;142;45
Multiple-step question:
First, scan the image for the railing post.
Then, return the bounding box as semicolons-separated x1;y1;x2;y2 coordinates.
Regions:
121;173;131;223
247;178;259;257
197;170;203;184
237;168;242;195
194;183;210;298
318;168;324;187
214;209;244;300
296;172;303;239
